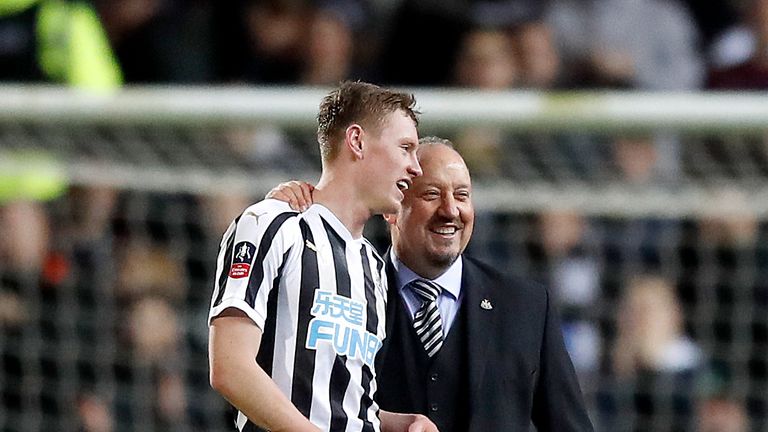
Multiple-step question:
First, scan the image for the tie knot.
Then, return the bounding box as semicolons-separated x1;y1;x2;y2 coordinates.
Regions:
408;279;442;303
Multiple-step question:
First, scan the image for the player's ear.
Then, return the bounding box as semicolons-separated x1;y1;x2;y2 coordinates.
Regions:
345;124;364;159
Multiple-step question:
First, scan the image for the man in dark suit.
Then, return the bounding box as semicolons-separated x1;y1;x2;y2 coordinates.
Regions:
269;136;593;431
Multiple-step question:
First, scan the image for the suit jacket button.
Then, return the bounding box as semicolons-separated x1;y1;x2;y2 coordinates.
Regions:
430;373;439;382
430;403;439;412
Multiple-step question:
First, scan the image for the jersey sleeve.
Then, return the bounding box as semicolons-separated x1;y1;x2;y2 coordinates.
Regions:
208;200;299;330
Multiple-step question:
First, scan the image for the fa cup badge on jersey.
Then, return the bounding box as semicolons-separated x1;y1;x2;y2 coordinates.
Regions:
480;299;493;310
229;241;256;279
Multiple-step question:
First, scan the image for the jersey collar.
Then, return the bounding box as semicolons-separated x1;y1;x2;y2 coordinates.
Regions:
305;203;360;244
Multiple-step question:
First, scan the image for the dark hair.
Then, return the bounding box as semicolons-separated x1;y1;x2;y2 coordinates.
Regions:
316;81;419;162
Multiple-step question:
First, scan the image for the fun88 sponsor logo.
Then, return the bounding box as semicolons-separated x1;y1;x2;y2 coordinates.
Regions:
306;291;382;367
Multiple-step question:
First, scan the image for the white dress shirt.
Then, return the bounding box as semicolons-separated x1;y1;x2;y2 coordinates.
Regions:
390;249;464;337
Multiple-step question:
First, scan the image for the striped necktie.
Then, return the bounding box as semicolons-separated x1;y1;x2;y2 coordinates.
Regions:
408;279;443;357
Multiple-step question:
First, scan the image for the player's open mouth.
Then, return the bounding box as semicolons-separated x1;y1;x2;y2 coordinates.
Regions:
396;180;410;191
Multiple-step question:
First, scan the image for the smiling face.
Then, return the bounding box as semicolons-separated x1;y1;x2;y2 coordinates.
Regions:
361;109;422;215
388;143;474;278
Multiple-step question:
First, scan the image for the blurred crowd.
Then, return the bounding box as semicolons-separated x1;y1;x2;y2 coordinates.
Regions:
3;165;768;431
1;0;768;91
0;187;236;430
3;0;768;431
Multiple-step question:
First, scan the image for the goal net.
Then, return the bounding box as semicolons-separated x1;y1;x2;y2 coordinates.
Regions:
1;86;767;431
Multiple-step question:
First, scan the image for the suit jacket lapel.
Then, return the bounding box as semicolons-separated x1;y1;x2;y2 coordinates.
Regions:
463;257;498;398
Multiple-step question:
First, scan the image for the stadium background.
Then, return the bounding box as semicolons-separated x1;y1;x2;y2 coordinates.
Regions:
2;0;768;431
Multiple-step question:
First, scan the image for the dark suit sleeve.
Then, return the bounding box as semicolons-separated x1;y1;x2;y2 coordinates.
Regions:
532;286;594;431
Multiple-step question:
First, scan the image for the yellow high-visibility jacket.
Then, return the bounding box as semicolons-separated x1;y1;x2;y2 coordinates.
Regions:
0;0;122;90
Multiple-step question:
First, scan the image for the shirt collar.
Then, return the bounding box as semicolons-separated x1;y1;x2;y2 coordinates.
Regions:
390;249;463;300
305;203;359;244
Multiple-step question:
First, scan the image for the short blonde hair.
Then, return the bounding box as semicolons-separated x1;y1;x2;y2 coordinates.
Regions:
316;81;419;162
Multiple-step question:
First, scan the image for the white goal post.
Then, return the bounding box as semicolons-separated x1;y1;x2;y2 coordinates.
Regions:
1;85;767;217
1;85;768;130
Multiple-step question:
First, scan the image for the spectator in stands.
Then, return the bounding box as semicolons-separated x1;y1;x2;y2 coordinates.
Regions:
94;0;214;83
0;0;121;89
76;390;114;432
613;136;661;185
547;0;703;89
117;240;187;303
301;8;355;85
0;159;70;429
680;0;745;70
683;187;765;308
113;239;196;429
213;0;373;85
378;0;551;86
598;134;682;301
0;287;25;329
612;275;702;379
598;274;703;432
534;209;602;377
697;396;749;432
707;0;768;89
300;0;369;85
682;189;768;430
0;198;46;338
450;27;520;177
512;20;560;88
454;28;520;89
0;199;49;276
113;295;189;429
611;134;681;187
697;188;759;251
215;0;309;84
127;296;187;417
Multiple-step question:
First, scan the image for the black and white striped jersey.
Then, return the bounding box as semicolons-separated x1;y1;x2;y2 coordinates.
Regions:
209;199;389;432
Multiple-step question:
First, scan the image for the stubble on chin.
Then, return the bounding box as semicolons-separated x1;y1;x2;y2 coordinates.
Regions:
426;250;459;269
